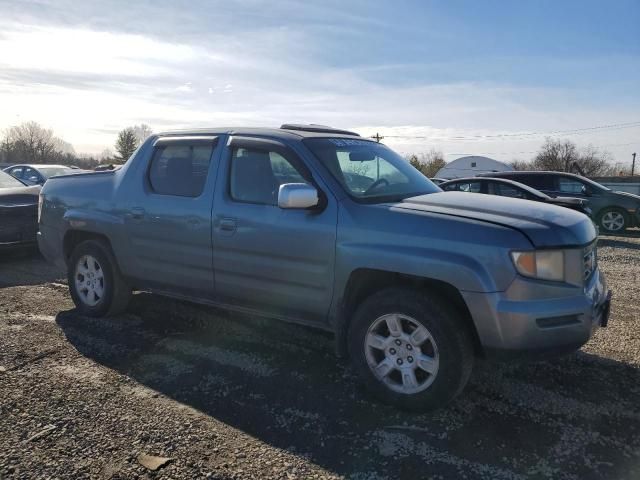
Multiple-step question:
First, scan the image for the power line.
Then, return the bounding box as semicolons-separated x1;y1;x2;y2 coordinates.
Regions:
444;141;640;157
378;120;640;142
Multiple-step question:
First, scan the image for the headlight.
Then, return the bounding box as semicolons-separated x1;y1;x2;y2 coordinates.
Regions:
511;250;565;281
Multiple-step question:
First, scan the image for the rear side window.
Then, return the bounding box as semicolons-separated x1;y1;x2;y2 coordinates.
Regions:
149;143;214;197
229;147;310;205
516;174;554;191
444;181;482;193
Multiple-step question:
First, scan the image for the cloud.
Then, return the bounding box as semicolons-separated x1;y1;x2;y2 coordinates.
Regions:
0;2;637;160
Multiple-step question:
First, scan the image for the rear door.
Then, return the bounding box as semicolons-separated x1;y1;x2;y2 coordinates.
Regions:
211;136;338;323
123;136;221;297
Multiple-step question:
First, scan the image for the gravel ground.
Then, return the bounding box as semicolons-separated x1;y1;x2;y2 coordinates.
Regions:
0;238;639;480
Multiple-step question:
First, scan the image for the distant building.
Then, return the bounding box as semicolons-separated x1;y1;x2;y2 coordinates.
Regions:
436;155;513;179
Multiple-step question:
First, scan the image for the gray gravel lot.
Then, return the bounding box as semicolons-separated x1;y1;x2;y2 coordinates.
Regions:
0;237;639;479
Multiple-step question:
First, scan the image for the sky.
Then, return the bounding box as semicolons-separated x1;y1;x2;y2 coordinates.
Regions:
0;0;639;166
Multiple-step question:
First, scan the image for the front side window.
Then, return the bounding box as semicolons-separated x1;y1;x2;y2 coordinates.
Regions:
23;167;41;183
149;143;214;197
304;138;439;203
558;178;586;194
230;147;309;205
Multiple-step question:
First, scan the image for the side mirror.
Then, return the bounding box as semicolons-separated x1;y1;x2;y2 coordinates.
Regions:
278;183;319;209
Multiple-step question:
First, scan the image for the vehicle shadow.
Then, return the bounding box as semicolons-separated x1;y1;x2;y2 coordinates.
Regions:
55;293;640;479
598;237;640;250
0;249;66;287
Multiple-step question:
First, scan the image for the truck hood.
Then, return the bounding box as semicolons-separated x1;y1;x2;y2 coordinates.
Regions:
394;192;596;248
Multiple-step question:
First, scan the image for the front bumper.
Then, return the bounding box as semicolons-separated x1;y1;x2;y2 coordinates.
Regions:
463;267;611;360
37;225;66;269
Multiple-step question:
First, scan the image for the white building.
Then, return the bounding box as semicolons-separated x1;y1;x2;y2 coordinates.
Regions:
436;155;513;179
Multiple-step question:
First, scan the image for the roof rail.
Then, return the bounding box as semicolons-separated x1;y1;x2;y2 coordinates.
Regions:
280;124;360;137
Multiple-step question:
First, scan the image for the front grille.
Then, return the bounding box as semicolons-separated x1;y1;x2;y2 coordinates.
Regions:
583;243;597;281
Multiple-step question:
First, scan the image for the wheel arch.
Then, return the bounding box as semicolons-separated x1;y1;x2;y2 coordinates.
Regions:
63;230;115;266
334;268;483;359
595;205;629;229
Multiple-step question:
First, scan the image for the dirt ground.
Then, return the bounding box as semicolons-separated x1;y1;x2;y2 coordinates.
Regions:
0;237;639;480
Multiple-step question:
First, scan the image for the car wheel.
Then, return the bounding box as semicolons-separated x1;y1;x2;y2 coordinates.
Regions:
348;287;474;411
68;240;131;317
598;208;627;233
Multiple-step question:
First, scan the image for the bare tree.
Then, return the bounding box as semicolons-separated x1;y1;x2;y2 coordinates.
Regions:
510;159;534;171
115;128;139;161
533;138;579;172
132;124;153;145
532;138;614;176
4;122;59;163
407;149;446;177
0;121;77;164
578;145;613;177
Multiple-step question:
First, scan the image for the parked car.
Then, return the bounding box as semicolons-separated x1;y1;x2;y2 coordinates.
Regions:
478;171;640;233
0;170;40;249
3;164;80;186
440;177;592;216
37;124;611;410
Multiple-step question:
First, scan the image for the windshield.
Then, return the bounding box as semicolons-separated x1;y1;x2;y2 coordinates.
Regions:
304;138;440;202
38;166;73;178
0;170;25;188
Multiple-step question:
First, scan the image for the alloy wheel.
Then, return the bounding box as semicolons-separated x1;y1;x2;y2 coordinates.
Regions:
364;313;439;394
74;254;105;307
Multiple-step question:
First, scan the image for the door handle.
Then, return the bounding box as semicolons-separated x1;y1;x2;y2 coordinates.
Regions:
218;217;237;234
130;207;146;221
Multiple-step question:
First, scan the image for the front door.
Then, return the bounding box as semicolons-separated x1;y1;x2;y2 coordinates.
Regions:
212;136;337;323
124;136;220;297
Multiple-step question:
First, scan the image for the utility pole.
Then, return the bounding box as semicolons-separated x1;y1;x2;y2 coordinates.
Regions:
632;152;636;177
370;133;383;179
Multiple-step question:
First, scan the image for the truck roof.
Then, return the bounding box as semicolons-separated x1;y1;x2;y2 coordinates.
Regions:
156;124;368;141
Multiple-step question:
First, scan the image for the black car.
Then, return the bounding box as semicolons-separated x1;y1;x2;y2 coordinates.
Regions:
440;177;592;216
478;171;640;233
0;170;40;249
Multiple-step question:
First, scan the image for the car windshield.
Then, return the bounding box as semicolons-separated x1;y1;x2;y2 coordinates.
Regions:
304;138;440;202
0;170;25;188
38;166;73;178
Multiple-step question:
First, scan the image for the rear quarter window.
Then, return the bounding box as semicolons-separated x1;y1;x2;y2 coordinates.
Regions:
148;144;214;197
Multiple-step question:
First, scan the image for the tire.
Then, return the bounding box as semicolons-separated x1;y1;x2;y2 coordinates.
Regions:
348;287;474;411
67;240;131;317
597;208;628;234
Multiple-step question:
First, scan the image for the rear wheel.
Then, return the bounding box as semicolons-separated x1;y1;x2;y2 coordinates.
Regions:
68;240;131;317
348;287;474;411
598;208;627;233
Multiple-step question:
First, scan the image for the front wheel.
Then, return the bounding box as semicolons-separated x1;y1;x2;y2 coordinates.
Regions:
598;208;628;234
68;240;131;317
348;288;474;411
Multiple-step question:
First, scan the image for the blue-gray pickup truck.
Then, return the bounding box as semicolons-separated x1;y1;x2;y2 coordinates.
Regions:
38;124;612;410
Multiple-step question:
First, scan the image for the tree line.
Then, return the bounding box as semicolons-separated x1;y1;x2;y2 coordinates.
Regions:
0;121;153;169
407;138;627;178
0;121;628;178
